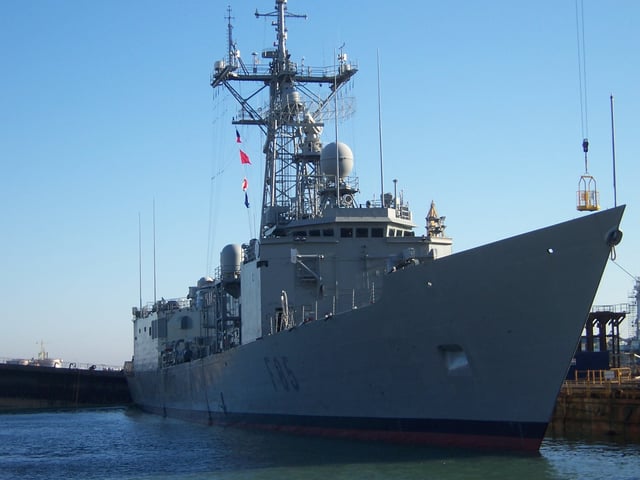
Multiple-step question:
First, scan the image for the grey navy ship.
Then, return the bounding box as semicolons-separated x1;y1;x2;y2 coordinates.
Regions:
126;0;625;451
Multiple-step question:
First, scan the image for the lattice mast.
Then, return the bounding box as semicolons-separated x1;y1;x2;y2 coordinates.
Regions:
210;0;357;237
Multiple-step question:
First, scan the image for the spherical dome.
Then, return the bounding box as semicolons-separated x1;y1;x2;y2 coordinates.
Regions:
197;276;214;287
220;244;242;279
320;142;354;178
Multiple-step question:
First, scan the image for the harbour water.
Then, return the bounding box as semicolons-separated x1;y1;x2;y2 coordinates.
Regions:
1;408;639;480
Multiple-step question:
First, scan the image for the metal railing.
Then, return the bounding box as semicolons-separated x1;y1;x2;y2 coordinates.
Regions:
568;368;633;385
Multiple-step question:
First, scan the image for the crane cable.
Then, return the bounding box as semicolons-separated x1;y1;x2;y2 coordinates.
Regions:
575;0;590;173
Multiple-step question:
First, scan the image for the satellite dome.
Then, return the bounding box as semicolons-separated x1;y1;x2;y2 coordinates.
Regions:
197;276;214;288
220;244;242;281
320;142;354;178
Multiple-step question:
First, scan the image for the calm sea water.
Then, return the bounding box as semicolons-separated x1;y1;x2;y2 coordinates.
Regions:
1;408;639;480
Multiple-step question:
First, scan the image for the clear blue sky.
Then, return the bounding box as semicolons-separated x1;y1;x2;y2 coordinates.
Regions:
1;1;638;366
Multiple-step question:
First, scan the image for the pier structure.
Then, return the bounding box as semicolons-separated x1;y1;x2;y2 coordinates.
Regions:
0;362;131;411
578;305;628;368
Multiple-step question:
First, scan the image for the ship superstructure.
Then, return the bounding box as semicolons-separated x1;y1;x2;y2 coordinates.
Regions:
127;1;625;451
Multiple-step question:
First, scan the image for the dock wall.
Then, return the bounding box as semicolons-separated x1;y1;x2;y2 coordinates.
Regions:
0;363;132;411
547;379;640;439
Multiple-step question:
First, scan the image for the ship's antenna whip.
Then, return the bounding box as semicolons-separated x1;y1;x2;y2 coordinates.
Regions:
334;47;340;204
153;198;157;305
610;94;618;207
377;49;385;206
138;212;142;312
226;5;236;68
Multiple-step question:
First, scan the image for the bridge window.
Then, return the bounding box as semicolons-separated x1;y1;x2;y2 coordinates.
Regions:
356;228;368;238
340;228;353;238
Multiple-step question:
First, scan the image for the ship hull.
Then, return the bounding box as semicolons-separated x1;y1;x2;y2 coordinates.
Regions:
127;206;624;451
